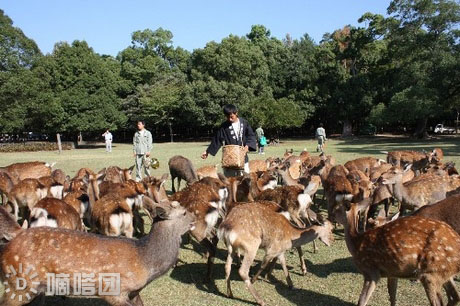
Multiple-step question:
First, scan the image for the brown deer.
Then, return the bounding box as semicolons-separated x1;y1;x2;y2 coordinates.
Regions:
344;157;384;174
333;201;460;306
218;202;333;306
381;165;453;214
196;164;219;179
169;155;199;192
7;178;49;221
0;201;195;305
248;159;269;173
28;197;83;231
412;194;460;235
0;172;14;205
0;161;54;184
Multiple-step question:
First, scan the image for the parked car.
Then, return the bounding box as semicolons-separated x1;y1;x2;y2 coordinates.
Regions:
434;124;455;134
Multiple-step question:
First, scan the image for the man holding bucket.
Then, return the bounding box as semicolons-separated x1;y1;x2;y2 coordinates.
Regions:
201;104;257;177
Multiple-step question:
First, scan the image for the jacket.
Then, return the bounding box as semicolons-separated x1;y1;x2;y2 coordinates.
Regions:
206;117;257;162
133;129;153;155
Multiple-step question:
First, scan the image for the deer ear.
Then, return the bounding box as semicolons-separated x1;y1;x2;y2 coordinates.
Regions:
155;206;169;219
128;165;135;173
390;212;400;222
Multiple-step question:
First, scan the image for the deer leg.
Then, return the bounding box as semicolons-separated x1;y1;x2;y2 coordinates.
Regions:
171;176;176;193
384;198;390;217
387;277;398;306
225;245;234;298
177;178;181;192
296;246;307;275
129;292;144;306
443;278;460;306
201;237;218;283
358;276;379;306
251;254;275;283
264;257;277;280
278;253;293;289
421;276;443;306
239;249;265;306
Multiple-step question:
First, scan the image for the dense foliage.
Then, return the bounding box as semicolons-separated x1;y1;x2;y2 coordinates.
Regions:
0;0;458;139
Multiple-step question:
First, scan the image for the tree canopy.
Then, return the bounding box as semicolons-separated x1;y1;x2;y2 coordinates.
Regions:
0;0;458;139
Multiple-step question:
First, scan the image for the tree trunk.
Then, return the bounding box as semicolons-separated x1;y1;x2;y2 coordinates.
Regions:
456;110;459;134
413;118;428;139
169;122;173;143
342;119;353;137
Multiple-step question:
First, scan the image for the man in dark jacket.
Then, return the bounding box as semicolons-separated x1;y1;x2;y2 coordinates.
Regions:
201;104;257;177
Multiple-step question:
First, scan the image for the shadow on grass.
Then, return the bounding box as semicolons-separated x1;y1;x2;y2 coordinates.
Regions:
274;281;354;306
169;262;259;305
334;136;460;157
28;296;109;305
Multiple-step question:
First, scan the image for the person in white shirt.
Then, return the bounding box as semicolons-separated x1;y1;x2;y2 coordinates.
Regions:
315;123;327;152
102;129;113;153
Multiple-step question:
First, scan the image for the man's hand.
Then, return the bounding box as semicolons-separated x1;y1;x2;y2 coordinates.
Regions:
146;152;151;157
201;151;208;159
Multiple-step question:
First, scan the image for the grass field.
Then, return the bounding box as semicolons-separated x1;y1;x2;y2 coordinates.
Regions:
0;136;459;305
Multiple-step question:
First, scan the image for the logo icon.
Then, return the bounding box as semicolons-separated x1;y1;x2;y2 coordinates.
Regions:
3;264;39;302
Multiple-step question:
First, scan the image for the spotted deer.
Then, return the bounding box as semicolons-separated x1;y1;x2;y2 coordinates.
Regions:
381;165;454;214
334;201;460;306
0;200;195;305
196;164;219;179
218;202;333;306
0;161;54;185
28;197;83;231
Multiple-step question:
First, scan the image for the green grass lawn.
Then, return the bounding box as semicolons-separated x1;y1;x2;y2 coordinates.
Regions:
0;136;459;305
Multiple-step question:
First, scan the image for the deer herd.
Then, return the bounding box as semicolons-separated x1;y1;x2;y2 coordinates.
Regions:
0;146;459;306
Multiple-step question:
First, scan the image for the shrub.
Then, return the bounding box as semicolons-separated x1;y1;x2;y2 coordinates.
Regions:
0;142;72;153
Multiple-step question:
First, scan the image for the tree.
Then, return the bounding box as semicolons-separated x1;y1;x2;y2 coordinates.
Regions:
0;10;41;71
384;0;460;137
38;41;126;137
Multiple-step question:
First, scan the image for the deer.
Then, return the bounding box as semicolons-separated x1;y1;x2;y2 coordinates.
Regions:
103;165;134;183
344;157;385;174
218;202;333;306
333;201;460;306
6;178;49;222
168;155;199;192
27;197;83;231
89;177;146;238
381;165;454;214
0;172;14;205
412;194;460;235
0;161;54;185
248;159;270;173
196;164;219;179
0;200;195;306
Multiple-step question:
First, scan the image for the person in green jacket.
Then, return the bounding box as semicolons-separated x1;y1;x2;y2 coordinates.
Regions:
133;120;153;181
255;126;265;154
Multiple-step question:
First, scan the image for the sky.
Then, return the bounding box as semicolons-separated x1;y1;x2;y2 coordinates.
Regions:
2;1;391;56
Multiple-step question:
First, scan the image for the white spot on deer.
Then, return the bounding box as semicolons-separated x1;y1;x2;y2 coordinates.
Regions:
205;210;219;229
14;255;19;262
264;180;278;190
297;194;312;213
125;197;136;210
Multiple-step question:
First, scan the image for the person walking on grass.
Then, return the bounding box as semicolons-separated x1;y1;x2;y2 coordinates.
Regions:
133;120;153;181
255;126;266;154
315;123;327;152
102;129;113;153
201;104;257;177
